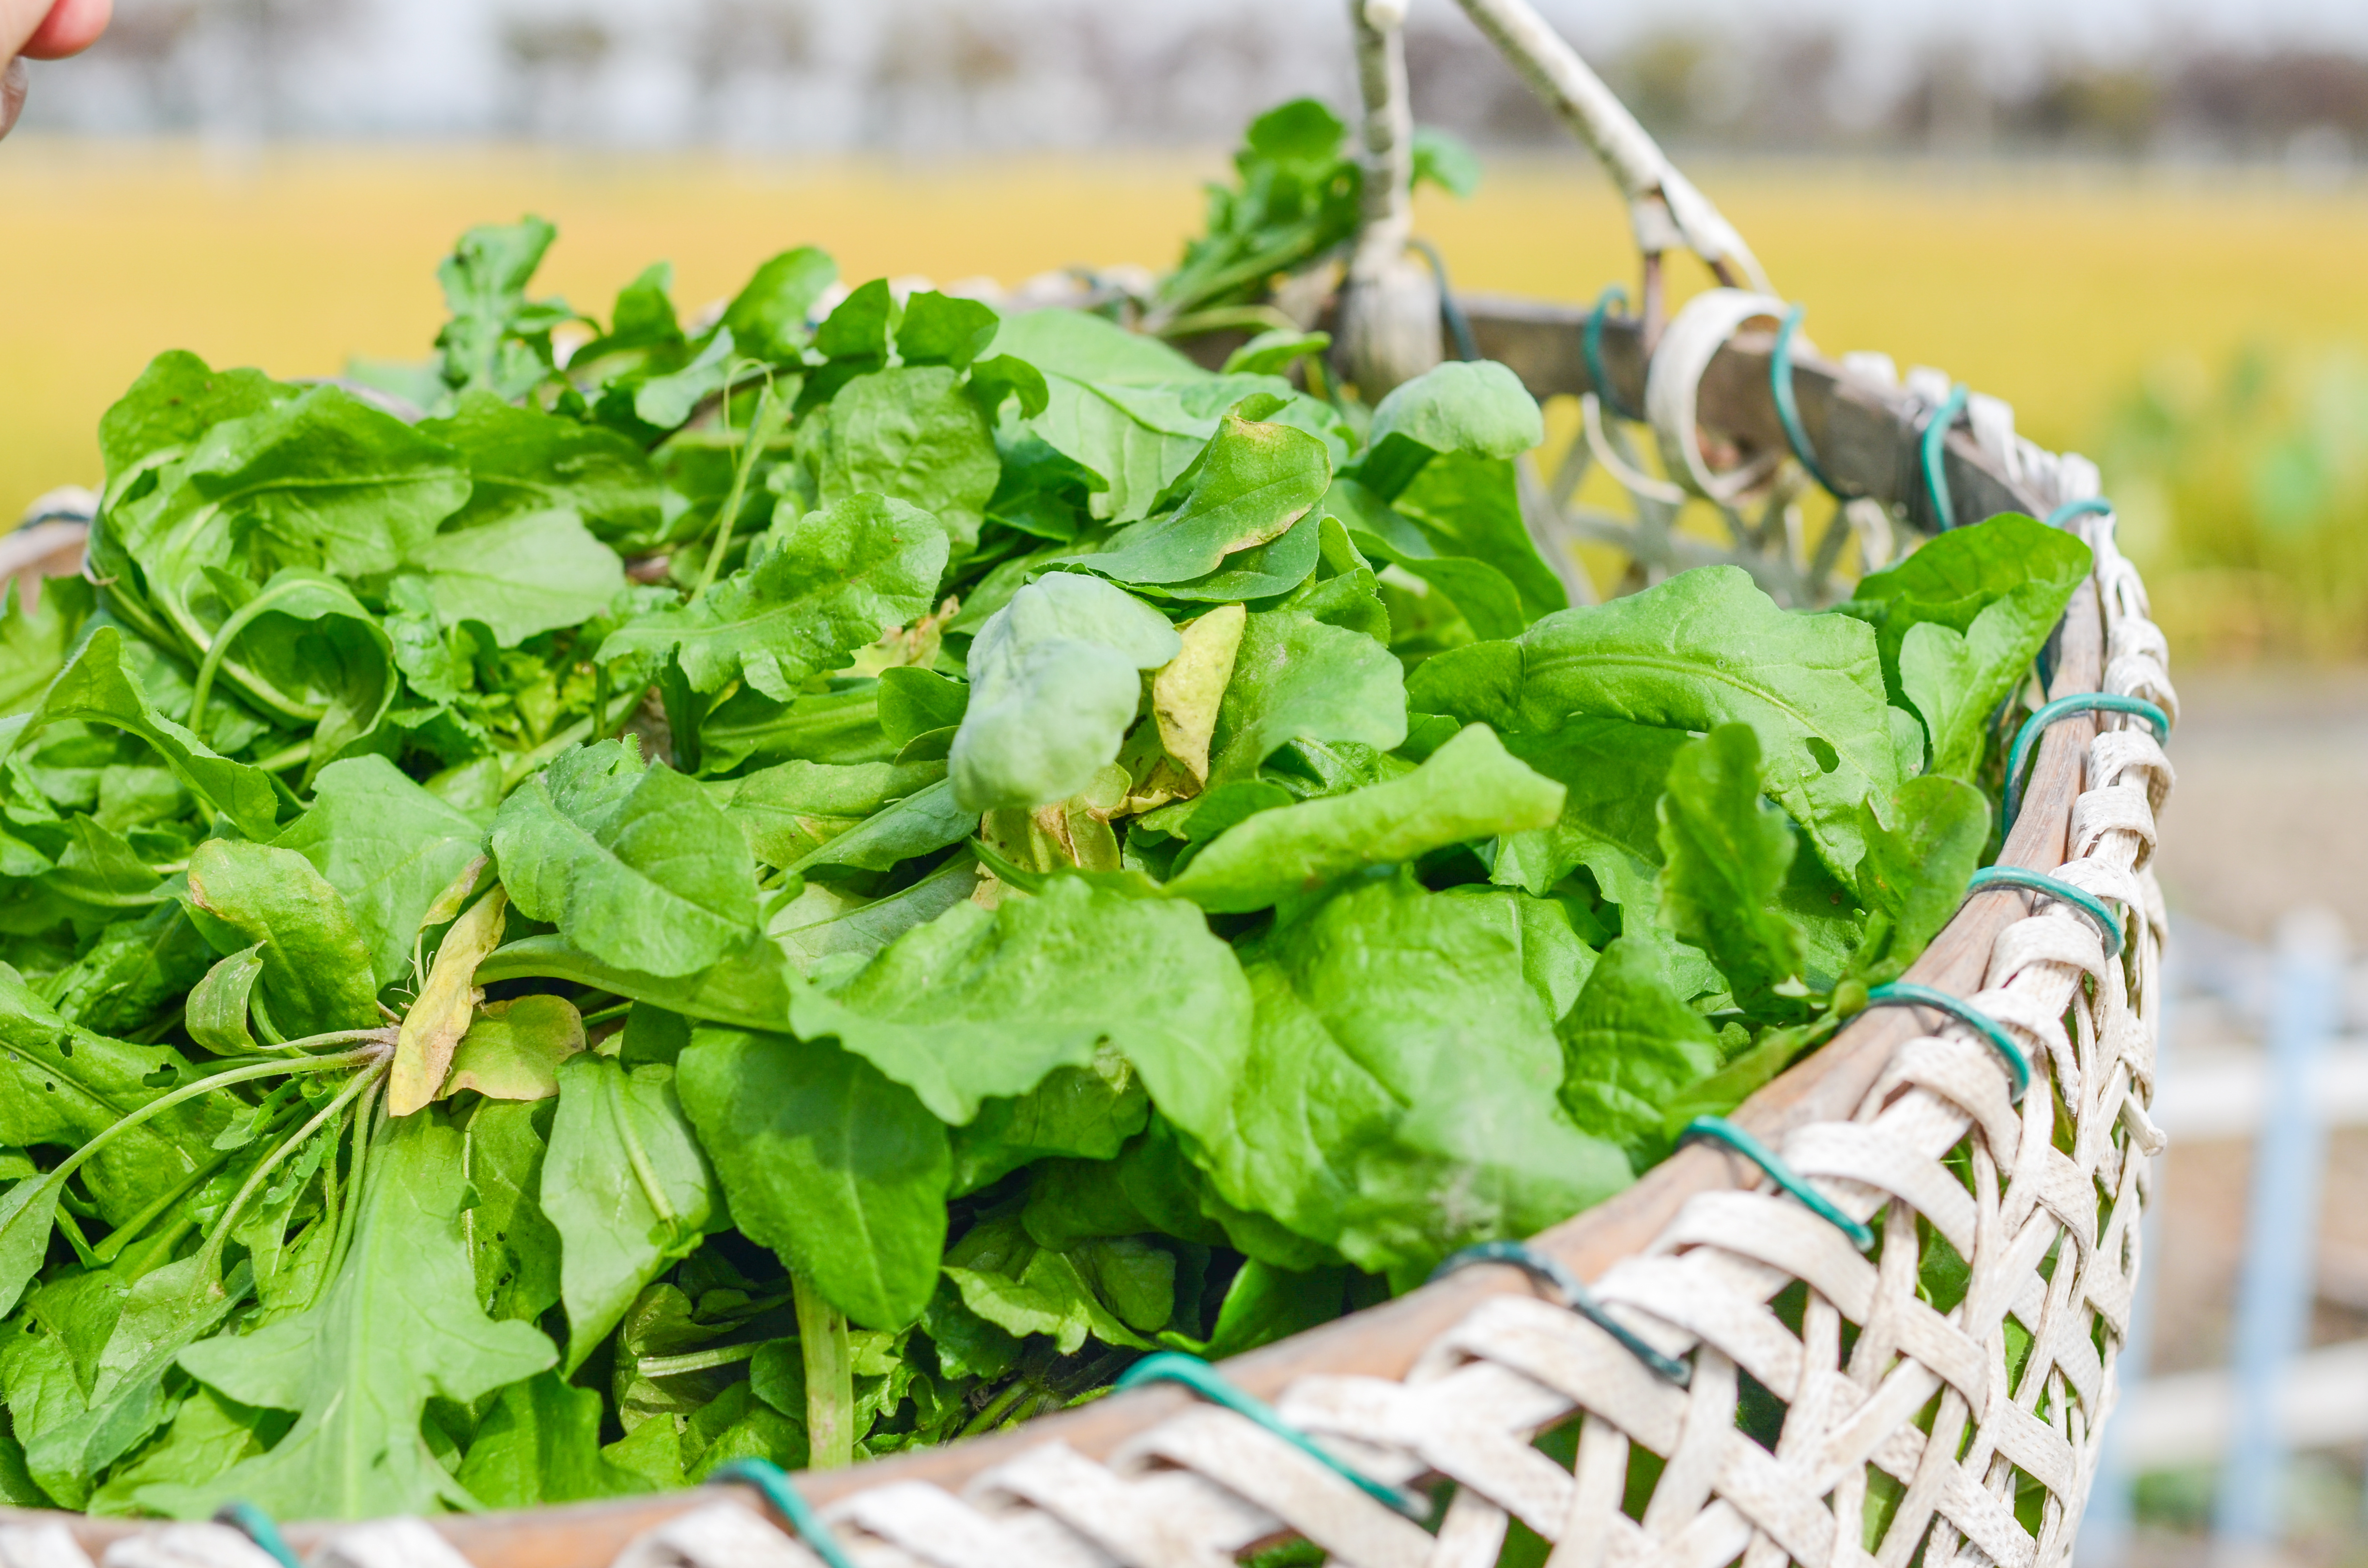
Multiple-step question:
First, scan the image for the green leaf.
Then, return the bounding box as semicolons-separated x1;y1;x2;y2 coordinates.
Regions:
676;1027;950;1330
1556;934;1725;1170
457;1097;564;1327
1411;126;1482;197
454;1370;644;1507
723;247;839;364
949;573;1181;812
816;366;1000;553
877;669;968;749
476;932;800;1033
814;278;895;361
1354;360;1543;502
544;1055;721;1371
710;758;945;869
418;391;661;542
184;945;265;1056
1169;724;1562;912
490;740;757;979
599;494;948;701
185;839;382;1036
1655;724;1806;999
272;756;486;990
434;217;569;398
97;350;298;496
1068;414;1332;587
1204;605;1407;787
1850;775;1989;982
96;1387;277;1519
443;995;587;1101
0;577;92;720
0;626;281;841
1390;452;1567;622
787;778;976;880
791;877;1252;1127
769;856;983;977
632;329;738;431
948;1050;1150;1195
699;680;898;776
1161;1259;1354;1360
1491;718;1687;903
939;1212;1150;1355
1844;512;2092;698
1840;514;2091;779
109;386;468;660
163;1114;557;1520
187;567;393;767
22;1256;250;1500
894;291;1001;370
1188;872;1628;1279
403;509;627;649
1455;565;1900;881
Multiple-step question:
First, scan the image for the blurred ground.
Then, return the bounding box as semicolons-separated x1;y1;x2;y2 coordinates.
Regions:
2122;671;2368;1561
6;142;2368;533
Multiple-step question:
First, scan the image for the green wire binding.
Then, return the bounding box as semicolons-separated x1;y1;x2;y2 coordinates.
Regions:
2002;693;2172;827
1584;285;1641;421
1430;1239;1693;1386
1768;304;1846;499
2045;497;2115;529
214;1503;301;1568
1115;1352;1429;1519
1920;382;1969;529
710;1457;862;1568
1678;1115;1876;1250
1964;865;2126;959
1862;982;2031;1100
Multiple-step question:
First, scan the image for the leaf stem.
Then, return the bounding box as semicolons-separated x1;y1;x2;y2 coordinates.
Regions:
636;1340;774;1379
690;377;784;604
188;576;330;744
197;1058;385;1280
604;1064;679;1238
956;1374;1035;1441
49;1049;383;1195
318;1072;385;1294
89;1090;306;1264
795;1272;854;1468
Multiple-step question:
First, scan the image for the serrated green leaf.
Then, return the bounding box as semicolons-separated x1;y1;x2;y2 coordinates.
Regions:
599;494;947;701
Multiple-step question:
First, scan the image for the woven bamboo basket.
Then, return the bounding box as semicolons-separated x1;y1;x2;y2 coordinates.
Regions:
0;0;2177;1563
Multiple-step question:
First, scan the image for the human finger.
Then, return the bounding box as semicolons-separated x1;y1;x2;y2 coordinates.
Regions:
22;0;112;59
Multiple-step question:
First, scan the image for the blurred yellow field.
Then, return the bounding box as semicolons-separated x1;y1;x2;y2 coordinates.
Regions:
5;139;2368;519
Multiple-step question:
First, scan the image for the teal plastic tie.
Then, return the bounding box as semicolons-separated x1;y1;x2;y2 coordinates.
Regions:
1430;1240;1692;1386
1920;382;1969;529
1678;1116;1876;1250
1584;285;1641;421
1862;982;2031;1100
2003;693;2172;827
1768;305;1846;499
710;1457;861;1568
1964;865;2125;959
1115;1352;1428;1519
213;1503;300;1568
2045;497;2115;529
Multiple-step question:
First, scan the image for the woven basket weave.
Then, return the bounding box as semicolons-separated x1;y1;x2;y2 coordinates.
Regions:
0;4;2176;1564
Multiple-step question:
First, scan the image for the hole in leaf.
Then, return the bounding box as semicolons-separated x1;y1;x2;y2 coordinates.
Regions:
1806;737;1840;773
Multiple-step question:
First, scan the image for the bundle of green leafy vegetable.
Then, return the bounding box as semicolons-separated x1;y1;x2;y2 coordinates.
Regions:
0;102;2094;1522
